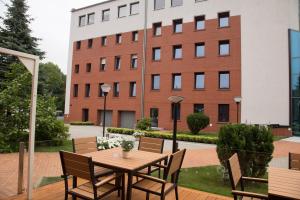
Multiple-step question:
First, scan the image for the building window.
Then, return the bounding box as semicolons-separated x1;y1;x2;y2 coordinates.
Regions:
195;42;205;57
101;36;107;46
172;73;181;90
195;15;205;30
100;58;106;71
218;104;229;122
116;34;122;44
150;108;159;127
79;15;86;27
173;19;183;33
74;64;79;73
86;63;91;72
153;22;162;36
88;39;93;48
171;103;181;120
152;47;161;61
82;109;89;122
131;54;138;69
195;72;205;89
171;0;182;7
118;5;127;18
73;84;78;97
87;13;95;25
76;41;81;50
154;0;165;10
194;104;204;113
132;31;138;41
85;84;91;97
115;56;121;70
113;82;120;97
173;45;182;59
102;9;110;21
219;40;230;56
151;74;160;90
98;83;104;97
130;82;136;97
130;2;139;15
218;12;230;28
219;71;230;89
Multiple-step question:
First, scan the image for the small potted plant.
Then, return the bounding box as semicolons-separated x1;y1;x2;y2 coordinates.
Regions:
121;139;135;158
133;131;145;141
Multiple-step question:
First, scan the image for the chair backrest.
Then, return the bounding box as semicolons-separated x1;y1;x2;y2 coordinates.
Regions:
72;137;98;154
227;153;242;190
289;152;300;170
166;149;186;179
138;137;164;154
59;151;94;181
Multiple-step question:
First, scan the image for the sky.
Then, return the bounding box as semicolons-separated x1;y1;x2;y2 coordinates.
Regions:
0;0;106;74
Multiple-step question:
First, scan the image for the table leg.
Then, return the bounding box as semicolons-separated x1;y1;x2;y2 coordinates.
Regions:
127;172;133;200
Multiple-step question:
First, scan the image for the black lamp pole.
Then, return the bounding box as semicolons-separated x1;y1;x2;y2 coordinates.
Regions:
172;103;178;153
102;92;108;137
236;102;240;123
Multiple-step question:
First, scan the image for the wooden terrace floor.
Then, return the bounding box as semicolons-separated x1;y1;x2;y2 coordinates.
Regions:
8;179;232;200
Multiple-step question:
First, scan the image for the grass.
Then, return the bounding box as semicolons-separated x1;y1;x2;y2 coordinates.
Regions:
35;140;73;152
177;165;268;197
37;176;63;188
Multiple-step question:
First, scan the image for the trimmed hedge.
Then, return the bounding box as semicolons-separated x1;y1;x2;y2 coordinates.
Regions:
107;127;218;144
70;121;95;126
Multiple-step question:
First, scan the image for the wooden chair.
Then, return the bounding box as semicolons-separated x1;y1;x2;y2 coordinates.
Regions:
72;137;113;177
138;137;165;178
59;151;125;200
227;153;269;200
289;152;300;170
132;149;186;200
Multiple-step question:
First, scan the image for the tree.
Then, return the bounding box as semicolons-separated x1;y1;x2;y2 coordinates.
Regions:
0;0;45;89
0;63;69;152
38;62;66;111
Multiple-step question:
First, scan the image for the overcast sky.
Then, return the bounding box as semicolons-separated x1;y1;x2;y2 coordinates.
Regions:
0;0;106;74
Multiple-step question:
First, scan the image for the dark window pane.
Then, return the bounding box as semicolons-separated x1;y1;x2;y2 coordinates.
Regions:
86;63;91;72
82;109;89;122
114;82;120;97
219;40;230;55
73;84;78;97
116;34;122;44
154;0;165;10
132;31;138;41
85;84;90;97
218;104;229;122
131;54;138;69
194;104;204;113
195;15;205;30
172;74;181;89
115;56;121;70
195;73;205;89
153;22;162;36
75;64;79;73
152;75;160;90
196;43;205;57
76;41;81;50
101;36;107;46
153;48;161;61
173;19;182;33
130;82;136;97
99;83;104;97
150;108;159;127
173;45;182;59
218;12;230;28
88;39;93;48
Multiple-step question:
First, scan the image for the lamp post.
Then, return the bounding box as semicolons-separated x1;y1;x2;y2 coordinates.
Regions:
234;96;242;123
101;84;111;137
168;96;184;153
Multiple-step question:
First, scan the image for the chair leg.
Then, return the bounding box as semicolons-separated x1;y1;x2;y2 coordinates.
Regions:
161;194;165;200
175;186;179;200
117;175;121;197
64;191;68;200
121;174;125;200
146;192;150;200
158;168;161;178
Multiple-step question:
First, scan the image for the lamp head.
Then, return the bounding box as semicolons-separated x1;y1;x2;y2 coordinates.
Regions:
101;84;111;93
168;96;184;104
234;96;242;104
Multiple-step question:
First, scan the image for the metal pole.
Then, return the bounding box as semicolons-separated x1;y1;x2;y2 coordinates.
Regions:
172;103;178;153
236;102;240;123
103;93;107;137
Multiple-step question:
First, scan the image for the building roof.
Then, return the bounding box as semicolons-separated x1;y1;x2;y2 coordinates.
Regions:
71;0;117;12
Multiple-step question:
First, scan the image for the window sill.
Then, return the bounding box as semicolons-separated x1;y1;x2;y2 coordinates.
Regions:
173;58;183;60
217;26;231;29
172;89;182;91
194;29;206;32
129;96;137;99
151;89;160;92
114;69;121;71
112;96;120;99
99;70;106;72
153;8;165;11
153;35;162;38
152;60;161;62
170;5;183;8
130;67;138;70
195;56;206;59
129;13;139;16
219;54;230;57
194;88;205;91
172;32;183;35
218;88;231;91
131;40;138;43
118;16;126;19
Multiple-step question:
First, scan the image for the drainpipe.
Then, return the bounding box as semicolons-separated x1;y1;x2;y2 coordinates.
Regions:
141;0;148;118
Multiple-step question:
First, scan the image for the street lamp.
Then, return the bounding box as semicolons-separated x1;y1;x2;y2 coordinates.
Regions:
101;84;111;137
168;96;184;153
234;96;242;123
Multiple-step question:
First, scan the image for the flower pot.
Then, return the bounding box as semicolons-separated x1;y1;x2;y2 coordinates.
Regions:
122;151;130;158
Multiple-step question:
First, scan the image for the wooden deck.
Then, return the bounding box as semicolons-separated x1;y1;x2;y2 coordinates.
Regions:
7;179;232;200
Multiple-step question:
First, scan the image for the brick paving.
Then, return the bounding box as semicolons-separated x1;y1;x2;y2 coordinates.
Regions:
0;140;299;199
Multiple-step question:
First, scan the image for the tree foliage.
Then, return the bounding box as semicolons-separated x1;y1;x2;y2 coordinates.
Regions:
216;124;274;178
136;118;152;130
186;113;210;134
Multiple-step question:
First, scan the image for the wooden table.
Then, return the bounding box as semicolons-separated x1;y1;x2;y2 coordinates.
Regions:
269;167;300;199
85;148;168;200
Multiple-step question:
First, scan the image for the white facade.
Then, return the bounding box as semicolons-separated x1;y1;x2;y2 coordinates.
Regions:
65;0;300;126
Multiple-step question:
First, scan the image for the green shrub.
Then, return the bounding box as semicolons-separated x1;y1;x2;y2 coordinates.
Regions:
136;118;152;130
187;113;210;134
106;128;217;144
216;124;274;178
70;121;94;126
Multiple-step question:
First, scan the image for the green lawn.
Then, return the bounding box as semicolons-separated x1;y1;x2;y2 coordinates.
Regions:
35;140;73;152
37;176;63;188
178;166;268;197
